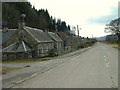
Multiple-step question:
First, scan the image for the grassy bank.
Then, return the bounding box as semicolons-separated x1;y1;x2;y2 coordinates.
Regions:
98;41;120;50
113;44;120;50
1;66;25;75
2;57;55;64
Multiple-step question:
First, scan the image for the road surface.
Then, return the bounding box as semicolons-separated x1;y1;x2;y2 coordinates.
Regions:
2;45;91;88
10;43;119;88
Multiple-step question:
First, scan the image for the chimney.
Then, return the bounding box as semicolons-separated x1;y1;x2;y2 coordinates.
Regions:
18;14;26;29
3;27;8;32
18;21;25;29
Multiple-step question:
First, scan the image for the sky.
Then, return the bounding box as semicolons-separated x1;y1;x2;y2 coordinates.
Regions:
29;0;118;38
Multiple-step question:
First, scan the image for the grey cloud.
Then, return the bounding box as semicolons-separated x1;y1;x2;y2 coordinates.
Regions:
87;6;118;25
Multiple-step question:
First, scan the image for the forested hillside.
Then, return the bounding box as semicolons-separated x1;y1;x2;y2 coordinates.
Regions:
2;2;71;33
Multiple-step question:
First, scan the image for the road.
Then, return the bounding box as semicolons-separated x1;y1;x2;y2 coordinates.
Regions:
12;43;118;88
2;45;91;88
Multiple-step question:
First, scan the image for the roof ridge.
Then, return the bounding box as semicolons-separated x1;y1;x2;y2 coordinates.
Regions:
25;26;43;32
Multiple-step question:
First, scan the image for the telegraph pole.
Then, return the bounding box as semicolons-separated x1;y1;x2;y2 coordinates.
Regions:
92;34;93;38
77;25;79;37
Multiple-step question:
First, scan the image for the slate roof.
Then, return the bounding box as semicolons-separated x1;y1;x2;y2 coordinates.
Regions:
2;29;17;44
2;40;32;53
48;32;63;42
24;26;53;43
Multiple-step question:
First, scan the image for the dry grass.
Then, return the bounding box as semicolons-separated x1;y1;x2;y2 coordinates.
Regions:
1;66;25;75
98;41;120;49
1;57;55;75
113;44;120;50
2;57;55;64
98;41;119;45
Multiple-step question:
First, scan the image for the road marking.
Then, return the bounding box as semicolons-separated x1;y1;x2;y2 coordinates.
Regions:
104;55;116;88
104;58;110;68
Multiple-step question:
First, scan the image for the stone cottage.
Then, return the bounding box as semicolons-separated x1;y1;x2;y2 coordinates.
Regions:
2;40;32;60
2;25;64;60
3;26;55;58
47;32;63;55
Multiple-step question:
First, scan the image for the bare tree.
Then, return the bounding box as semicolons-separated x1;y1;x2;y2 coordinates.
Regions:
104;18;120;42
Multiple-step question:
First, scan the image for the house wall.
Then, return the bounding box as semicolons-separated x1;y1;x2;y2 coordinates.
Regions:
2;52;32;60
2;53;17;60
35;42;54;57
54;42;63;55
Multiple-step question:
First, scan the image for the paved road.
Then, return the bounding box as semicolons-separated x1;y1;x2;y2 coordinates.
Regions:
13;43;118;88
2;45;91;88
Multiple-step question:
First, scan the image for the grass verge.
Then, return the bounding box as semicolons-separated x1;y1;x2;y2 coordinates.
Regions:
2;57;55;64
1;66;25;75
113;44;120;50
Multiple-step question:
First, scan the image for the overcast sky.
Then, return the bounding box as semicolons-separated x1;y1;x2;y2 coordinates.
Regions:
29;0;118;37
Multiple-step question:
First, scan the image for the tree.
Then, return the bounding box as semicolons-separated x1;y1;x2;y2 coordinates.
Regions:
51;17;56;32
44;9;52;31
68;25;71;30
61;21;67;32
2;2;21;28
104;18;120;41
56;19;62;31
2;2;71;34
105;35;118;43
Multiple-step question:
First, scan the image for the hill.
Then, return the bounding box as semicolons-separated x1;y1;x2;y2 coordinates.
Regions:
96;36;106;41
2;2;70;33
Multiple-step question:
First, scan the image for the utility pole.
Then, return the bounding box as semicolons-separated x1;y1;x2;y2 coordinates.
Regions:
77;25;80;49
92;34;93;38
77;25;79;37
72;26;76;36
